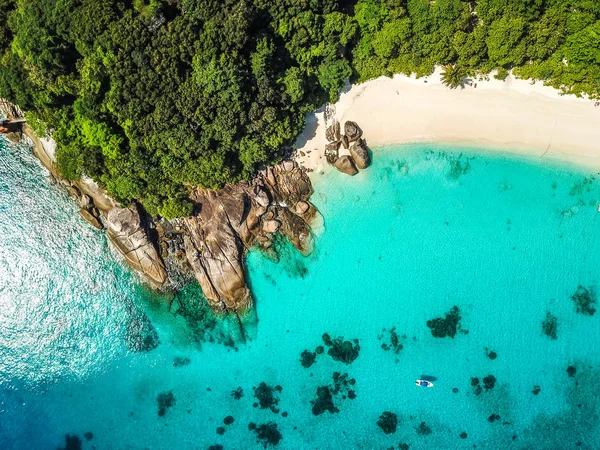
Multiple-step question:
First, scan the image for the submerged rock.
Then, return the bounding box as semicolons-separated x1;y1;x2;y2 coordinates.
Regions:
325;142;340;164
426;306;462;338
532;385;541;395
334;155;358;176
326;120;341;142
567;365;577;377
83;432;93;441
231;386;244;400
310;372;355;415
223;415;235;425
416;421;432;436
57;434;82;450
157;391;176;417
571;286;596;316
542;312;558;339
311;386;337;415
253;422;282;448
173;357;191;367
377;411;398;434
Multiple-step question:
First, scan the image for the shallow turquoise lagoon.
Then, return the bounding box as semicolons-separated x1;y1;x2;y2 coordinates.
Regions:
0;139;599;449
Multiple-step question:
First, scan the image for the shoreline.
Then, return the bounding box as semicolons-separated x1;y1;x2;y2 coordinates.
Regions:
295;68;600;174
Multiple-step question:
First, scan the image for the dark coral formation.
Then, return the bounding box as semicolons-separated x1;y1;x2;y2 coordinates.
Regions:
253;382;282;413
532;385;541;395
416;422;432;435
223;415;235;425
542;312;558;339
310;372;356;416
571;286;596;316
208;446;224;450
300;350;317;368
124;300;159;352
471;375;496;395
216;427;225;435
485;348;497;360
567;365;577;377
488;413;501;423
426;306;462;338
231;386;244;400
322;333;360;364
378;327;406;355
460;432;468;439
377;411;398;434
83;432;93;441
173;356;191;367
58;434;82;450
157;391;176;417
253;422;282;448
315;345;324;355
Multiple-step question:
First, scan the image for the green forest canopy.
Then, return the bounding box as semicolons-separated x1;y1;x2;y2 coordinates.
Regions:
0;0;599;218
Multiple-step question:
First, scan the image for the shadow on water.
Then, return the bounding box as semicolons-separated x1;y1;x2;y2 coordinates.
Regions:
419;375;438;382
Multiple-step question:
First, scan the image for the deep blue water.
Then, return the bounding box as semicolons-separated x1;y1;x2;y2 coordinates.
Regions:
0;138;599;449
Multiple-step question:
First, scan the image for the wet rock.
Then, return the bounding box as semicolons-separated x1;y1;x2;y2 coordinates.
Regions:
106;206;168;288
223;415;234;425
426;306;462;339
542;312;558;339
326;120;341;142
58;434;82;450
231;387;244;399
253;422;282;448
323;335;360;364
157;391;176;417
567;365;577;377
344;121;362;142
300;350;317;368
350;139;370;169
532;385;541;395
334;155;358;176
377;411;398;434
416;421;432;436
253;382;281;413
79;208;103;230
325;142;340;165
173;357;191;367
571;286;596;316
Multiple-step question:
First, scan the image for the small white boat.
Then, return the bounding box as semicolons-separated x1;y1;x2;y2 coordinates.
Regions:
415;379;434;388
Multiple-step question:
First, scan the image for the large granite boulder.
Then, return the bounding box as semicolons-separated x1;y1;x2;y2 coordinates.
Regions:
184;160;315;314
350;138;371;169
344;121;362;142
334;155;358;176
106;206;168;288
325;142;340;165
325;120;341;142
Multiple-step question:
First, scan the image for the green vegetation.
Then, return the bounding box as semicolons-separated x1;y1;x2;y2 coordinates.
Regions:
0;0;599;217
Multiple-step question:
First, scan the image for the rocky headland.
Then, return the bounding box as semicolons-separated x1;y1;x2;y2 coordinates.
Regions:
1;100;368;318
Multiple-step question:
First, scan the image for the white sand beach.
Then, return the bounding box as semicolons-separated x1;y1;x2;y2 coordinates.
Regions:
295;68;600;173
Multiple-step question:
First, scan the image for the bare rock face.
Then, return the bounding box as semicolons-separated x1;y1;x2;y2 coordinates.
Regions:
325;142;340;165
183;160;315;314
341;134;349;149
334;155;358;176
325;120;341;142
106;206;168;288
350;138;371;169
344;121;362;142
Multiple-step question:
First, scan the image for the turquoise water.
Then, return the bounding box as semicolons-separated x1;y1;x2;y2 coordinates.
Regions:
1;139;599;449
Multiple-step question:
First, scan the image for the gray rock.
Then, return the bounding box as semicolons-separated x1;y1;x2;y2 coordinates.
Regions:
106;206;168;288
295;201;310;215
325;142;340;165
79;208;103;230
334;155;358;176
325;120;341;142
341;134;349;149
263;219;281;233
350;138;371;169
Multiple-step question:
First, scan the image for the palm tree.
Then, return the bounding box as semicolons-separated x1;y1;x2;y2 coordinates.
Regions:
441;64;469;89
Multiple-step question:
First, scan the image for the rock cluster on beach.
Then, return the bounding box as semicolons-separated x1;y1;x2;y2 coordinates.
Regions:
325;120;371;175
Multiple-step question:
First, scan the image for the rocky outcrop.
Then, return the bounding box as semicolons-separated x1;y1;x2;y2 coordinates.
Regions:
106;206;169;288
325;141;340;164
350;138;370;169
183;160;315;313
334;155;358;175
344;121;362;142
325;120;341;142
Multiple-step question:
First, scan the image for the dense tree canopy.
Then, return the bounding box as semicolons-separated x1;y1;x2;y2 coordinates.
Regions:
0;0;599;218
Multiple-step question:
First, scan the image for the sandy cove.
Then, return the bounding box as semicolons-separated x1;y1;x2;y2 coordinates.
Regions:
295;68;600;174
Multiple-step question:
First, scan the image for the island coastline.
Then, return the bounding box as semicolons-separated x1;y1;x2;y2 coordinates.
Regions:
295;69;600;175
